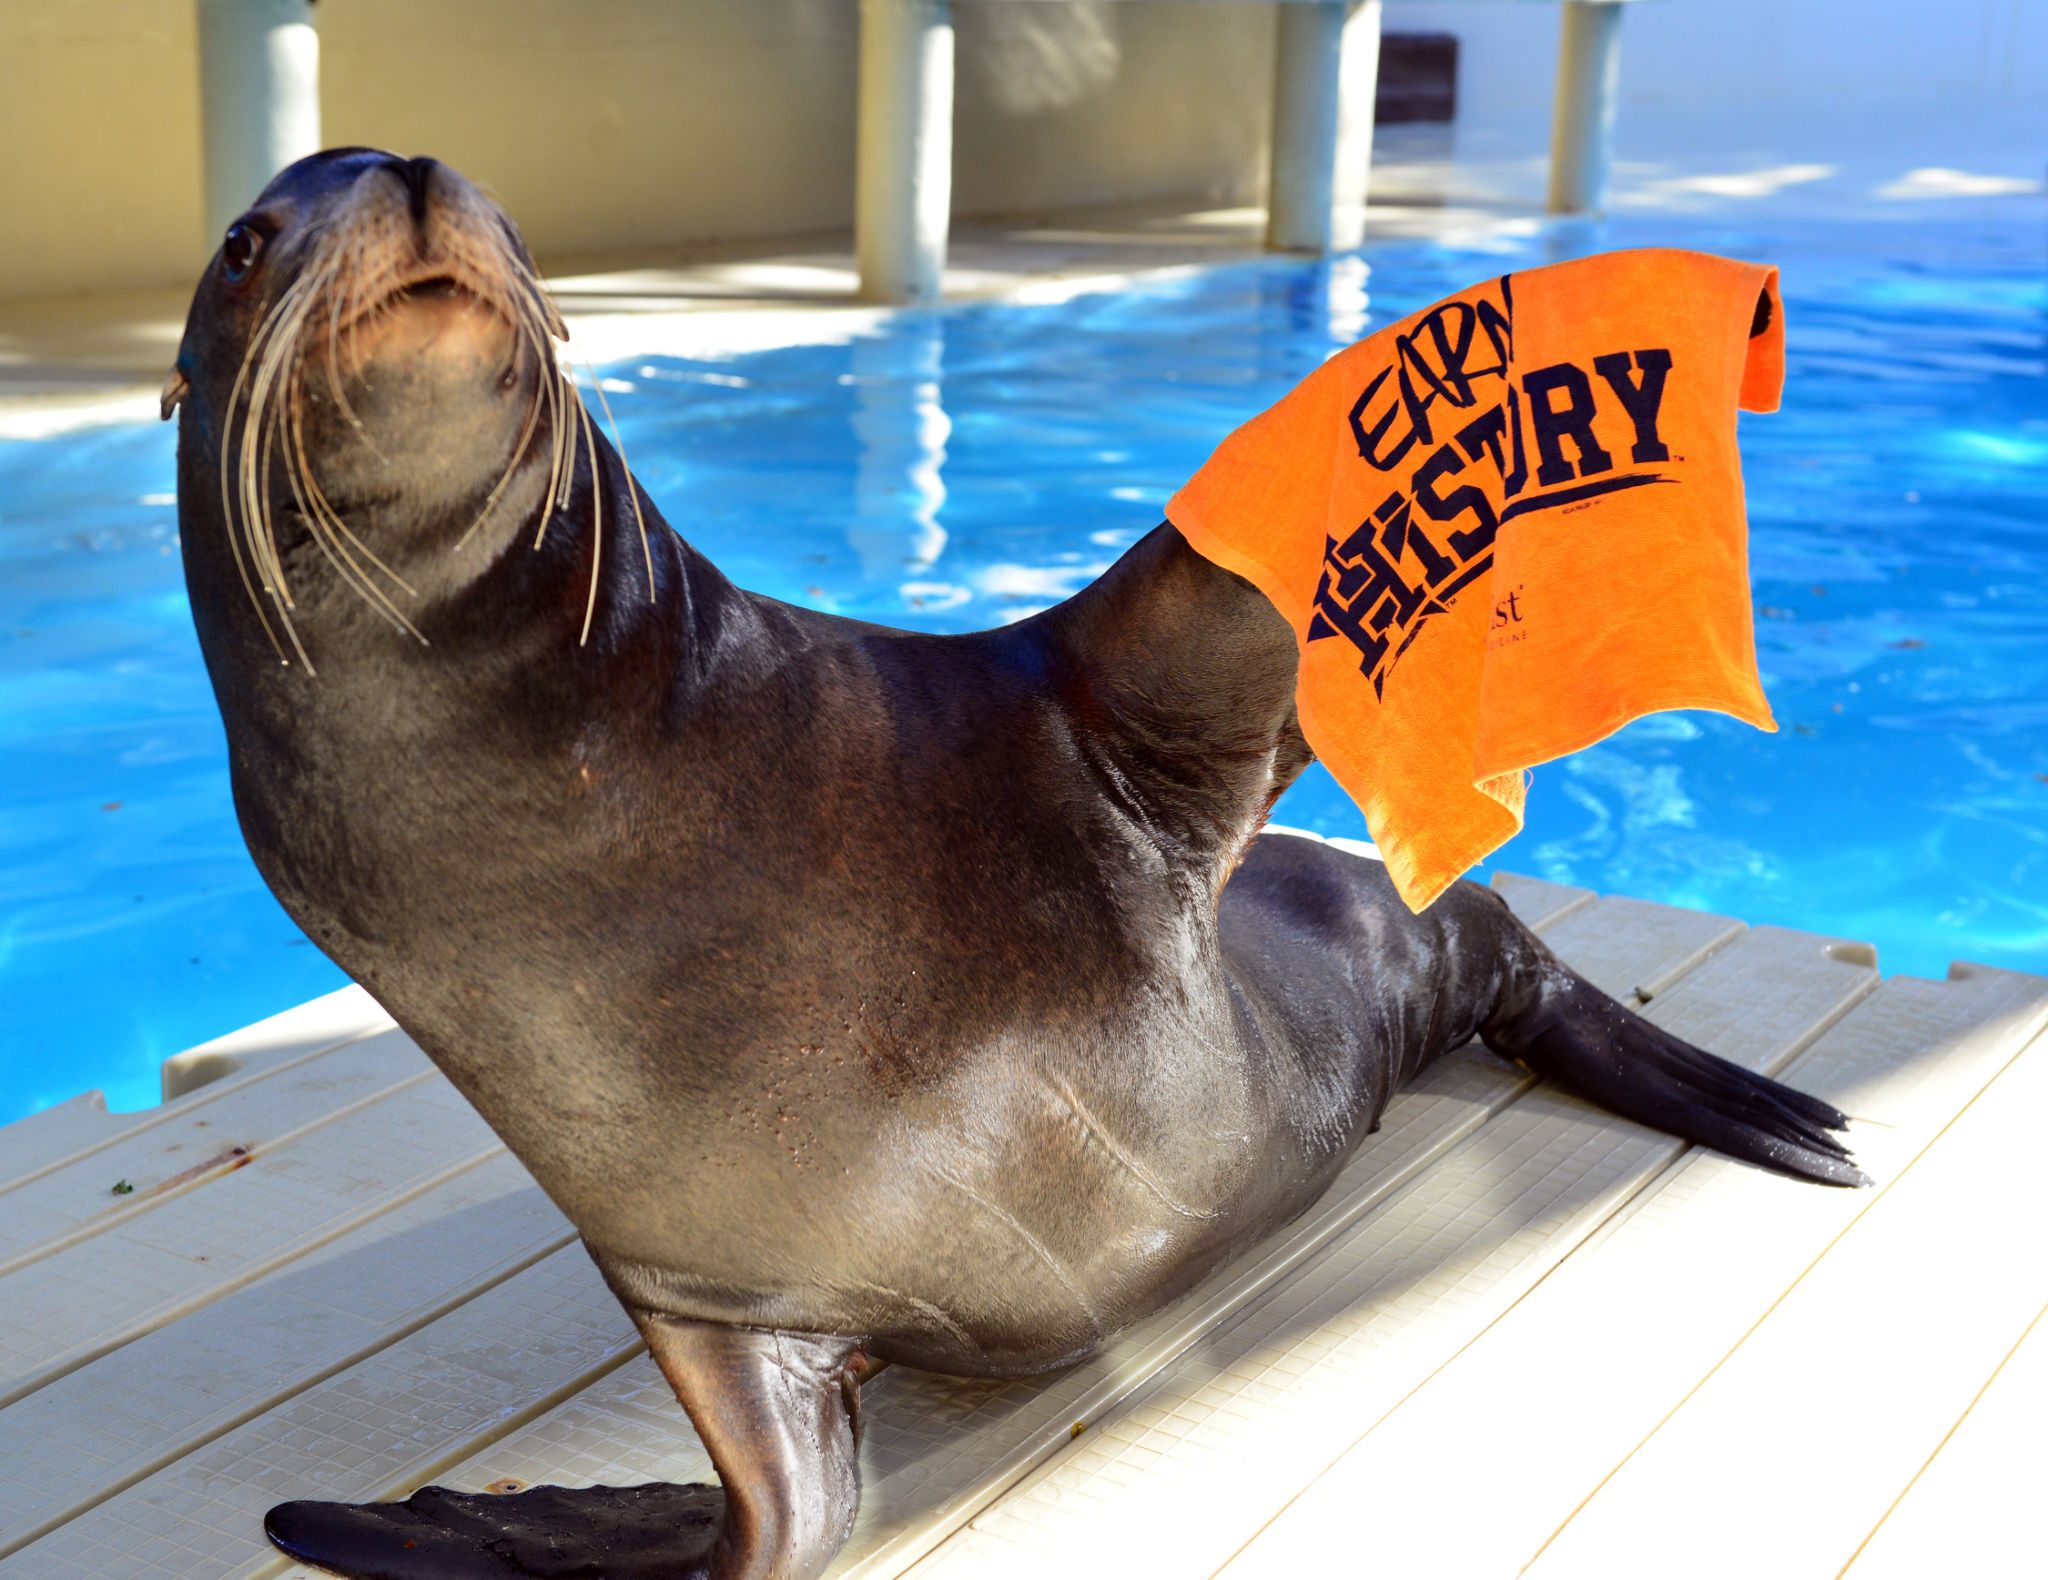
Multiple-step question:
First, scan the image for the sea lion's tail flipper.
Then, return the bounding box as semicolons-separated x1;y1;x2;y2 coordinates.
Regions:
264;1319;865;1580
1481;938;1870;1188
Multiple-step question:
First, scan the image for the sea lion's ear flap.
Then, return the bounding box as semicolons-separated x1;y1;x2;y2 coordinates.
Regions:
160;367;190;422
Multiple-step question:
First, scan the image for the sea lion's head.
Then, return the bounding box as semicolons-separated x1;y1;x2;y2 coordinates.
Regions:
166;148;585;670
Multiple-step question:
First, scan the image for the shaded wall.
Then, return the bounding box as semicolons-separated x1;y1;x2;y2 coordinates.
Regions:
0;0;1277;301
0;0;206;300
1387;0;2048;124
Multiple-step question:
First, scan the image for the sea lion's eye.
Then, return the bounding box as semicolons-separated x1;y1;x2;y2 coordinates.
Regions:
222;223;264;283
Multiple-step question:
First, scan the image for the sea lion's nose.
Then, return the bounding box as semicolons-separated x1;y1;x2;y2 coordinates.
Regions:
400;156;439;228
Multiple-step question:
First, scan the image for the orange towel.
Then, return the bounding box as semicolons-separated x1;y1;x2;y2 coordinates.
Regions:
1167;247;1784;911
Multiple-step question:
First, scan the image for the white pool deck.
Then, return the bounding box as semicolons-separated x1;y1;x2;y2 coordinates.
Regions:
2;862;2045;1579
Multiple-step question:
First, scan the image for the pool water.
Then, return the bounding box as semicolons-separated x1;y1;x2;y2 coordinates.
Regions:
3;208;2044;1125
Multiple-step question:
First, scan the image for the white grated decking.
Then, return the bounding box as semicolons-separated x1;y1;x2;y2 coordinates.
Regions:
2;867;2044;1579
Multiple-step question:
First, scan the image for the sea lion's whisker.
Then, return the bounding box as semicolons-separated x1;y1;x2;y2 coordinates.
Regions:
323;276;375;449
216;375;287;662
466;325;551;536
256;396;286;607
533;355;573;548
282;369;398;638
252;396;315;673
509;304;565;538
243;273;318;608
291;467;424;645
550;340;577;510
221;285;277;573
294;488;429;647
531;381;560;546
511;259;578;531
247;349;303;615
553;364;576;522
454;370;546;553
286;397;428;642
287;391;421;603
236;274;306;508
522;316;563;510
217;272;317;664
345;228;373;387
245;279;323;672
534;275;569;343
508;252;570;343
572;377;604;646
583;359;656;605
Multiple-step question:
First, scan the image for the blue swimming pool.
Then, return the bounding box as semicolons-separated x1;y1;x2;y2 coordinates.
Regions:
3;207;2044;1124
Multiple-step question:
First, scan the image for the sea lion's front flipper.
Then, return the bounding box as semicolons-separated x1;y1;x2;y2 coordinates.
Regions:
264;1320;865;1580
636;1315;866;1580
265;1482;725;1578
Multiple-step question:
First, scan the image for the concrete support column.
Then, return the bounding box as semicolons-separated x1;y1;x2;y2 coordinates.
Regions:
1331;0;1384;253
197;0;321;244
1268;0;1383;253
1547;0;1624;214
857;0;956;306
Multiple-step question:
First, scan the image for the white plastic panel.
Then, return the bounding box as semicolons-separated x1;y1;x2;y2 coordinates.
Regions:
0;1028;433;1277
1536;894;1744;1002
11;1244;637;1580
1257;826;1379;863
1843;1295;2048;1579
156;984;395;1102
1527;1011;2048;1579
0;1094;142;1198
1220;948;2048;1580
1488;870;1594;930
0;1155;567;1557
0;1073;501;1410
0;986;393;1199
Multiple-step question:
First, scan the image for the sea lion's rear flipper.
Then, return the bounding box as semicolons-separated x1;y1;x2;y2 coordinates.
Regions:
264;1320;865;1580
1481;926;1870;1187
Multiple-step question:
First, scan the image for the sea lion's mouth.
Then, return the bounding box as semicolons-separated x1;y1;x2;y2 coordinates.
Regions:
337;262;509;340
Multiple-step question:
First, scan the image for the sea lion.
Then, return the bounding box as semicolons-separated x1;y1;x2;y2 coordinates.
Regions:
163;149;1863;1580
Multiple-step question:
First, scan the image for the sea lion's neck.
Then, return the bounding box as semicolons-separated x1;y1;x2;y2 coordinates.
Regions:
184;414;761;988
185;410;744;745
421;423;733;707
